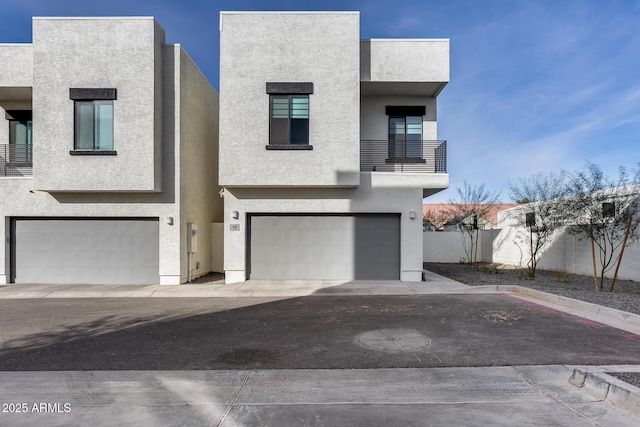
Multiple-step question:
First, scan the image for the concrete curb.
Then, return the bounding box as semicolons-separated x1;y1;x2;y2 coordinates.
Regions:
570;366;640;415
485;285;640;334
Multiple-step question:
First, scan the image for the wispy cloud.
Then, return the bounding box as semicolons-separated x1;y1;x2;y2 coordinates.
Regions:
430;0;640;202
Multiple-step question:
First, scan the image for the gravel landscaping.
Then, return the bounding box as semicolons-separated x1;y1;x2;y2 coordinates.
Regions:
424;262;640;316
188;271;225;284
609;372;640;388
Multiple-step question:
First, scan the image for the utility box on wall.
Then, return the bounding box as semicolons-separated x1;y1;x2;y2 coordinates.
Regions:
187;222;198;253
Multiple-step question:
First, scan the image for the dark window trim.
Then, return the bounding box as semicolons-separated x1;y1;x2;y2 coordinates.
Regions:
386;106;425;116
7;116;33;164
268;93;310;146
69;88;117;100
265;145;313;150
5;110;32;121
69;150;117;156
266;82;314;94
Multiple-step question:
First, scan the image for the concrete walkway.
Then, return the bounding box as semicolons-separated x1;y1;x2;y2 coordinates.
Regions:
0;270;471;298
1;365;638;426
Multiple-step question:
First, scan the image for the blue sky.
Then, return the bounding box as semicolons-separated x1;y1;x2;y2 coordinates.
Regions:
2;0;640;203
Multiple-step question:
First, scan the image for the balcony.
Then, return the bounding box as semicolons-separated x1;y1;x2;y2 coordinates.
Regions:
360;39;449;97
1;144;32;177
360;140;446;173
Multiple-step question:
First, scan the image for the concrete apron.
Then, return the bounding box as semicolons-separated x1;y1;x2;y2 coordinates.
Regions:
1;365;639;426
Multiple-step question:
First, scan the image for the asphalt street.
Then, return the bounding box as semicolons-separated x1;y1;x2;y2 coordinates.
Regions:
2;294;640;371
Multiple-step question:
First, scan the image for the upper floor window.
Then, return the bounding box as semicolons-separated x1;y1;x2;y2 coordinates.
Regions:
69;88;117;155
5;110;32;163
266;82;313;150
270;94;309;145
75;101;113;150
387;106;425;160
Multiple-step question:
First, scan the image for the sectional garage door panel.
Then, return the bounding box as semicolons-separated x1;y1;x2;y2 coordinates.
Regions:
249;215;400;280
12;219;159;284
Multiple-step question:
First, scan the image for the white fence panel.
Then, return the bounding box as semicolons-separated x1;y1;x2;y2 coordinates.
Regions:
423;231;473;263
424;227;640;281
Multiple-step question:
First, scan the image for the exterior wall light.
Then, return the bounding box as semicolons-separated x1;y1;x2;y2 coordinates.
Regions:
232;211;240;220
165;216;174;225
409;210;416;219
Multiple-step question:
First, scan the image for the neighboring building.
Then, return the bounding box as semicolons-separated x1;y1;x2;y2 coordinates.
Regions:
0;17;222;285
423;204;518;231
219;12;450;283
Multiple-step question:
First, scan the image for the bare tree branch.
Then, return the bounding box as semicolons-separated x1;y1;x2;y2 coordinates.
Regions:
447;181;501;265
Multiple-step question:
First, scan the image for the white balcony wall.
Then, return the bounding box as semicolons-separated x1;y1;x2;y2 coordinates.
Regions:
362;39;450;83
219;12;361;188
32;18;164;192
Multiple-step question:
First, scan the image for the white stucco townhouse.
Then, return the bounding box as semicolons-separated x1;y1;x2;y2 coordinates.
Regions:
0;17;222;285
219;12;450;283
1;12;449;286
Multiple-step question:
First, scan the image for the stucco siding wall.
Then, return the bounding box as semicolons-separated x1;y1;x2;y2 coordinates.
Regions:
219;12;361;188
0;179;181;284
0;44;33;87
224;173;424;282
177;46;221;281
32;17;163;192
365;39;450;83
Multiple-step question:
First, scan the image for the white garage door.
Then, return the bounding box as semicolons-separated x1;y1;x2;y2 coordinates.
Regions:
249;214;400;280
11;218;159;284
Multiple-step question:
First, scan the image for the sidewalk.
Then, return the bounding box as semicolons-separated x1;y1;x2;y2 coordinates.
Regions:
1;365;639;426
0;270;473;298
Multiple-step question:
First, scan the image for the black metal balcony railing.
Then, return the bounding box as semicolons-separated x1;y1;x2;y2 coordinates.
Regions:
360;140;447;173
1;144;33;177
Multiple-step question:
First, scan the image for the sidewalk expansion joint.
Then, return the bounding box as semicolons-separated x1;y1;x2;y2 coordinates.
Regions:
216;369;251;427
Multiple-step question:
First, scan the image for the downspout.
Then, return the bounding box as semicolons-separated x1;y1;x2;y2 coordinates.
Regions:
187;251;191;283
